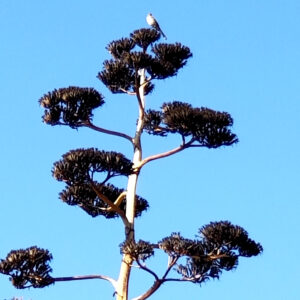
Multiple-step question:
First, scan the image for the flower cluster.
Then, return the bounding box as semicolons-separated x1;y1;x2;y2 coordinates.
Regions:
0;247;54;289
144;101;238;148
98;29;192;94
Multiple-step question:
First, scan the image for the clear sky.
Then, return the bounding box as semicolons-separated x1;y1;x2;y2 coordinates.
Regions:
1;0;299;299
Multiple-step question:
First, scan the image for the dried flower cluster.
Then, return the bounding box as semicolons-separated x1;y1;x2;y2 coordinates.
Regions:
39;87;104;127
98;28;192;93
144;101;238;148
0;247;54;289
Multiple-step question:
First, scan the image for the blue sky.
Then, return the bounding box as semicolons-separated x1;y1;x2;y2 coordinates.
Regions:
1;0;299;299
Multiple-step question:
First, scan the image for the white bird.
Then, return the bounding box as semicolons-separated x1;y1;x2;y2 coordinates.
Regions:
146;13;167;40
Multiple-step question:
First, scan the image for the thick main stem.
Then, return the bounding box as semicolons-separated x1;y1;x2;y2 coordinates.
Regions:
116;70;146;300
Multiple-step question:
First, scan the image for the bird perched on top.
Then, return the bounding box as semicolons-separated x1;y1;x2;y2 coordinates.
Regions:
146;13;167;40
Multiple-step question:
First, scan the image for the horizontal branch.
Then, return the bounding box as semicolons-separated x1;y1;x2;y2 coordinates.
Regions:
138;140;192;169
131;279;163;300
83;121;133;142
164;277;193;282
131;273;203;297
136;260;159;281
119;88;136;95
137;137;209;169
131;256;178;300
139;145;185;168
54;274;117;290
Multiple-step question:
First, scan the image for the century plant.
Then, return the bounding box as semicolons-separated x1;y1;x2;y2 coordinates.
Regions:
0;26;262;300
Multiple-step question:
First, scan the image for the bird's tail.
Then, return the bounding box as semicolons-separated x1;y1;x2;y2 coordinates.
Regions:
160;29;167;40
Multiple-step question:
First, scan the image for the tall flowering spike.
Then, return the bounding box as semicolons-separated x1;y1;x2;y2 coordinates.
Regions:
0;247;54;289
130;28;161;52
39;86;104;128
60;183;149;219
32;21;263;298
